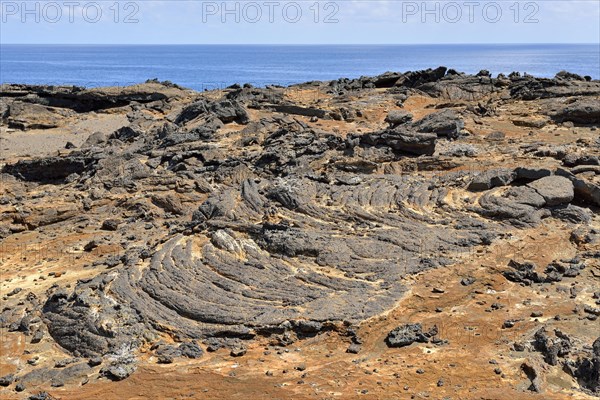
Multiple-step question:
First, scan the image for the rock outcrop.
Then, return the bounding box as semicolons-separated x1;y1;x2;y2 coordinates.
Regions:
1;69;598;398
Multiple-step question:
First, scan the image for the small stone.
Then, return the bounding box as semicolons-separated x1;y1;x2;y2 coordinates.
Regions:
7;287;22;297
386;323;436;347
230;346;247;357
88;357;102;367
513;342;526;351
502;320;517;329
55;358;78;368
84;240;99;252
158;355;173;364
385;110;413;126
530;311;543;318
461;277;476;286
30;329;44;344
485;131;505;141
101;219;120;231
27;357;39;365
0;374;15;387
179;341;204;359
103;360;137;381
51;379;64;387
347;343;361;354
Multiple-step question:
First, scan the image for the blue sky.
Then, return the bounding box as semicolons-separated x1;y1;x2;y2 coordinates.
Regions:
1;1;599;44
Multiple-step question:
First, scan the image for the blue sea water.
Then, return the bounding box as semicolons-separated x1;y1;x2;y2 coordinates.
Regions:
1;44;599;90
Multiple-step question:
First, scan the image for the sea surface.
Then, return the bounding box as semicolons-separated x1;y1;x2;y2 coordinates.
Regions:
1;44;599;90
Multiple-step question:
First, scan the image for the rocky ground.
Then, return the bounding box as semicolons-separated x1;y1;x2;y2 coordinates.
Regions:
0;68;599;399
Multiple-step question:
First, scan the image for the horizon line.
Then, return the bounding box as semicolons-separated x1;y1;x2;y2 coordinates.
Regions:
2;42;600;46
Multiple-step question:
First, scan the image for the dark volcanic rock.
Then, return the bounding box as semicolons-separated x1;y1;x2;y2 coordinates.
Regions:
102;358;137;381
468;169;516;191
175;99;249;125
3;154;97;182
101;219;120;231
569;355;600;394
386;323;437;347
359;128;437;156
0;373;15;387
272;105;326;118
503;260;544;285
551;204;592;224
347;343;361;354
42;276;146;358
27;392;57;400
504;259;585;285
416;70;503;101
512;118;547;128
413;110;464;139
174;100;209;124
109;125;144;142
550;99;600;124
6;101;72;129
510;76;600;100
210;100;250;124
43;171;494;353
468;170;588;227
570;226;600;245
179;341;204;359
527;176;574;206
385;110;413;127
485;131;505;141
533;327;571;366
19;363;91;388
395;67;448;88
82;131;107;147
555;169;600;206
521;362;542;393
1;82;186;112
372;71;404;87
531;329;600;394
504;186;546;208
151;194;187;215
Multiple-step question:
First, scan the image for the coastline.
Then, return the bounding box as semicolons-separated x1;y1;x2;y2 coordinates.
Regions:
2;44;599;89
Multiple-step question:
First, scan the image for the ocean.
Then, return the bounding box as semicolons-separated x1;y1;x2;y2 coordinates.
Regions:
1;44;599;90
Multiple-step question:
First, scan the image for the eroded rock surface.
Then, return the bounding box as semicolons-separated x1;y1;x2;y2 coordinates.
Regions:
1;69;599;399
